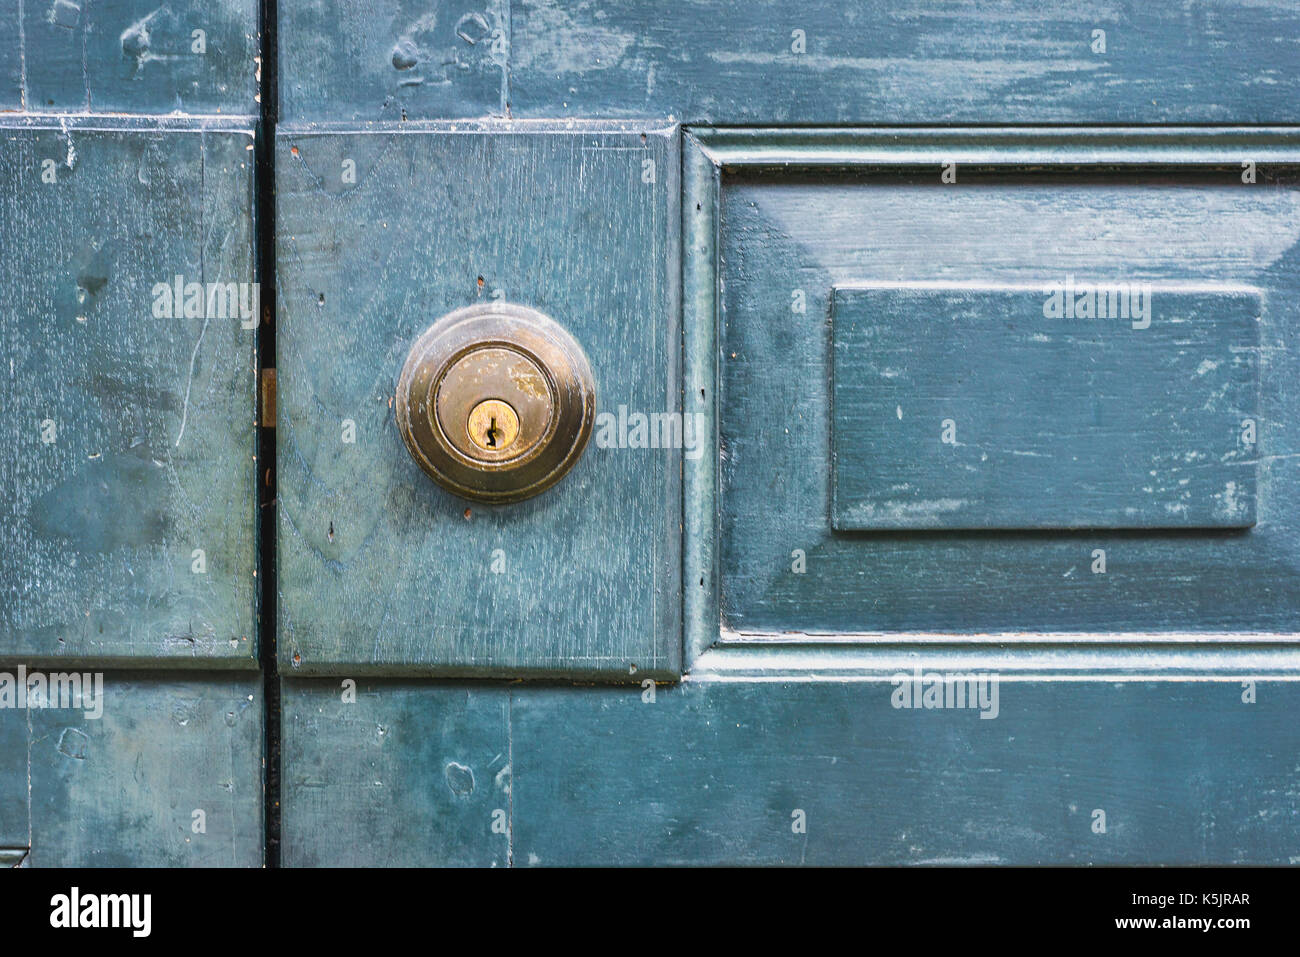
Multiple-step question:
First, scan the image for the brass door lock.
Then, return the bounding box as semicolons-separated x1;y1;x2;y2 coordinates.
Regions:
395;303;596;503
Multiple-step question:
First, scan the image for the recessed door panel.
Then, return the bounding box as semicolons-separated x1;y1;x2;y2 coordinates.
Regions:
707;147;1300;637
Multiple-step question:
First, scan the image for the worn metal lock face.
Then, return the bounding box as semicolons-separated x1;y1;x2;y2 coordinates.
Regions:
396;303;596;503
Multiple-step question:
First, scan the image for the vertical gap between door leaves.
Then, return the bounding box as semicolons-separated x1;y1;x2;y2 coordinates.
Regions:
257;0;280;869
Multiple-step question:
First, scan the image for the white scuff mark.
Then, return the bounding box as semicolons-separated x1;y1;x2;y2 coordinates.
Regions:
1195;358;1221;376
46;0;80;29
510;5;633;72
174;314;210;448
58;115;76;169
1219;480;1242;518
762;189;1300;282
121;7;178;74
842;498;969;524
709;51;1105;84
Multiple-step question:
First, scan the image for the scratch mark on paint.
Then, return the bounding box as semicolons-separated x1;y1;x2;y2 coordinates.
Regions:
121;7;179;77
56;727;88;760
46;0;80;29
506;691;514;867
503;1;512;117
444;761;475;796
17;0;27;110
26;708;32;856
510;6;632;74
174;316;209;448
57;115;75;170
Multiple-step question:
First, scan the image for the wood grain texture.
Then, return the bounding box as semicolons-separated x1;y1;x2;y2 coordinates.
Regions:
276;122;680;679
14;0;258;115
509;679;1300;865
0;704;27;853
279;676;1300;865
0;118;258;667
0;7;19;110
281;679;510;866
19;673;263;867
279;0;508;122
706;139;1300;636
278;0;1300;124
830;283;1260;531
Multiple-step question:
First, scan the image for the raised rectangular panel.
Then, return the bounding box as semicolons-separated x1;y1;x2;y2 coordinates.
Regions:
0;117;258;667
830;283;1260;531
276;122;681;679
20;0;259;115
687;129;1300;639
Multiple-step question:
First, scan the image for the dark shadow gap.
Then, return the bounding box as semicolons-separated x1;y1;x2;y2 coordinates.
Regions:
257;0;280;869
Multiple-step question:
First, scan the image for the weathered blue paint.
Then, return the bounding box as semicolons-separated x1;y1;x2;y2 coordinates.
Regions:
278;0;1300;124
700;130;1300;636
2;2;264;869
0;117;259;668
22;674;264;866
830;283;1260;531
7;0;1295;868
13;0;259;115
274;114;1300;862
275;122;681;680
0;705;26;858
0;12;19;110
280;677;1300;866
282;680;509;867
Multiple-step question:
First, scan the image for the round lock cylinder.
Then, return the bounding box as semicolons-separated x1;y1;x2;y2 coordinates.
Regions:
395;303;596;503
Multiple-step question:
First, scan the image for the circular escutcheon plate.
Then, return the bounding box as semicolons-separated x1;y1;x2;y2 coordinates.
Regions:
395;303;596;503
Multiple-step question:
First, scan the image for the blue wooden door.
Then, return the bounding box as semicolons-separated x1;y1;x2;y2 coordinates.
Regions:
271;1;1300;866
6;1;1300;867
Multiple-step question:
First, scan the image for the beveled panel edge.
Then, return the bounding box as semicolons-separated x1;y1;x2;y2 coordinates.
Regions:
692;126;1300;168
694;634;1300;680
683;133;721;671
275;118;680;136
682;126;1300;675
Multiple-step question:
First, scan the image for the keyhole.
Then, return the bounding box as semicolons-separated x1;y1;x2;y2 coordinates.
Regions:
466;399;520;453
